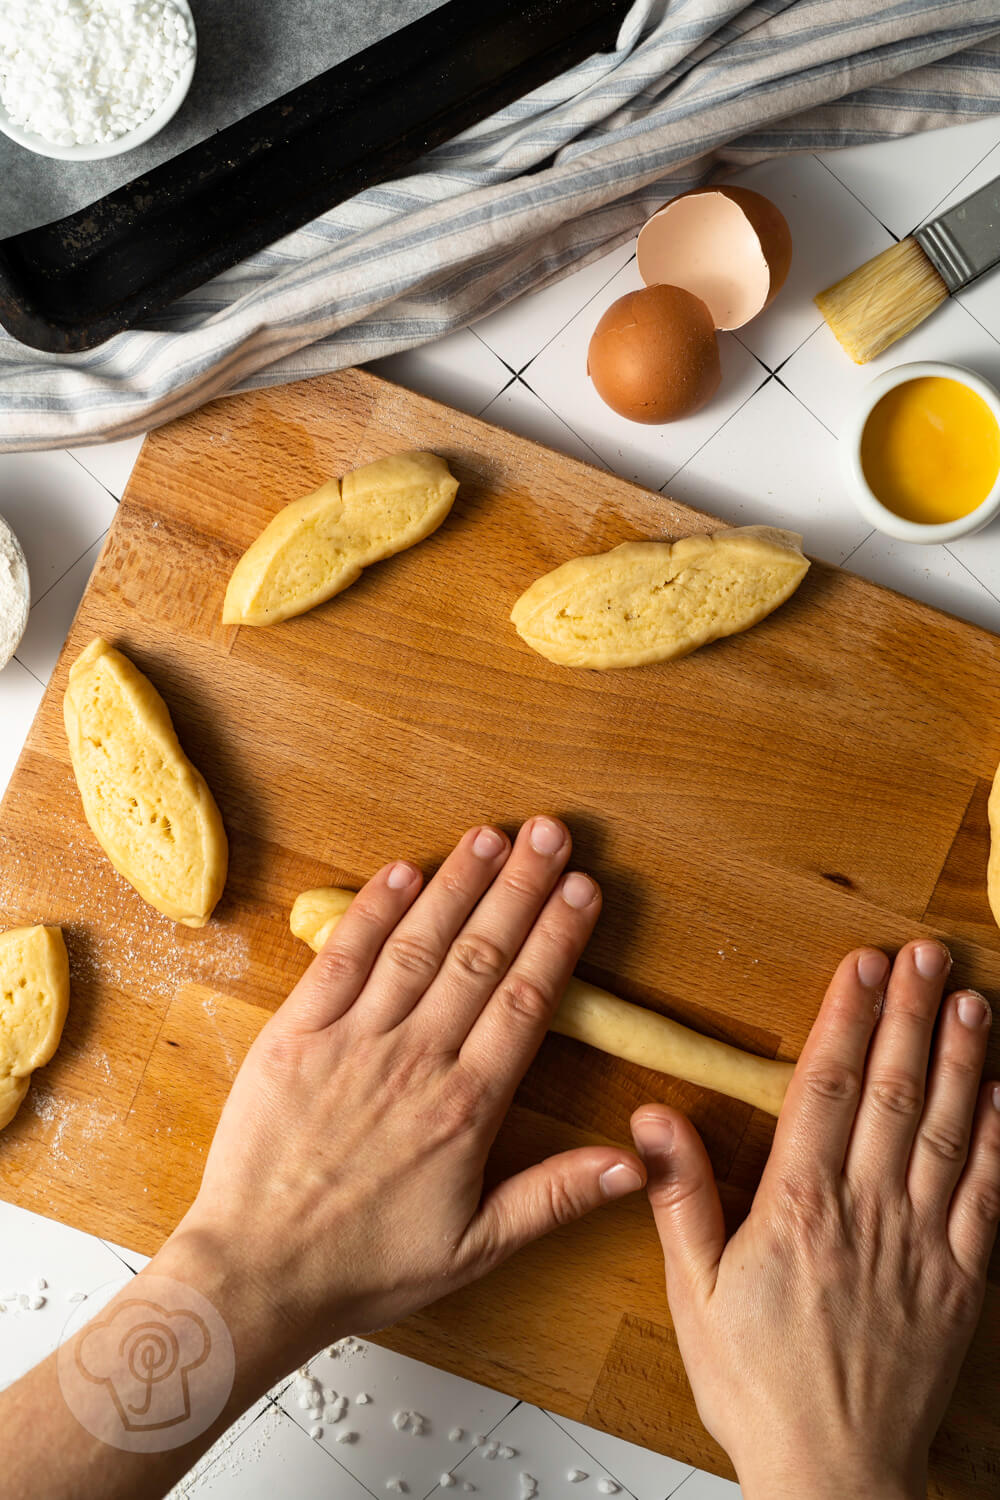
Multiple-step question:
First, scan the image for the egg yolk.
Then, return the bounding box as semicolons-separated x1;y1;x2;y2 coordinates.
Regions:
860;376;1000;525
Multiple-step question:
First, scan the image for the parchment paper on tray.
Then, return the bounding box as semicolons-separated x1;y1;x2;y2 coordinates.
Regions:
0;0;445;238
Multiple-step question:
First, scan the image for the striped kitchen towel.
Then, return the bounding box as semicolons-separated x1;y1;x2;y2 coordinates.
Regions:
2;0;999;451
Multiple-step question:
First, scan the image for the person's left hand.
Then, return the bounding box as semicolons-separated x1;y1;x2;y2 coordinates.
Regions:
161;816;645;1377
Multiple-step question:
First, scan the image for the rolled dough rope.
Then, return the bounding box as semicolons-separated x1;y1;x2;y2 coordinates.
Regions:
291;888;794;1116
553;978;792;1117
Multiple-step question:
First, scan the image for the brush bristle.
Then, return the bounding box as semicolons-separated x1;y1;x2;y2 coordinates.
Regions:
815;238;949;364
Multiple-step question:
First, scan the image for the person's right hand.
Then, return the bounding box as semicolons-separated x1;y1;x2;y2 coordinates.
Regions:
631;941;1000;1500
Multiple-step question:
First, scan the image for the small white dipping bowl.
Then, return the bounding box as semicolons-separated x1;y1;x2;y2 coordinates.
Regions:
0;0;196;163
842;360;1000;545
0;514;30;670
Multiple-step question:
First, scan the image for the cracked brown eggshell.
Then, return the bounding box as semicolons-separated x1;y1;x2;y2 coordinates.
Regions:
587;284;721;424
636;185;792;330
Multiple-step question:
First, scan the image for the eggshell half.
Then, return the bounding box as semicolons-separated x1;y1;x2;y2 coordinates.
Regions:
636;186;792;330
587;285;720;424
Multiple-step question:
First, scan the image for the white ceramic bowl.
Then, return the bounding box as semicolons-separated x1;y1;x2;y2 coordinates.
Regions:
0;0;196;163
0;514;30;671
842;360;1000;545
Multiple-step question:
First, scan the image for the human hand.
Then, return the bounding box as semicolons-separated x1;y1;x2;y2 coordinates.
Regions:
161;817;644;1385
631;942;1000;1500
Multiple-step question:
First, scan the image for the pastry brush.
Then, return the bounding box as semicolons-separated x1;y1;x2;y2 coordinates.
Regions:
815;173;1000;364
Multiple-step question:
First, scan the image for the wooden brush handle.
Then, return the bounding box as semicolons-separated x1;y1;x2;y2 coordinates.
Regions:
291;888;794;1116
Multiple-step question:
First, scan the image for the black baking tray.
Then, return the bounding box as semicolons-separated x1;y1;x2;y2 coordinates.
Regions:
0;0;631;354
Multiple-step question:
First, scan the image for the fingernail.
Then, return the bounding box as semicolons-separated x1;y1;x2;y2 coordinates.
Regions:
956;991;991;1029
387;861;418;890
991;1083;1000;1112
631;1114;673;1157
914;941;950;980
562;872;598;909
472;827;506;860
529;816;566;856
857;949;889;989
599;1163;643;1200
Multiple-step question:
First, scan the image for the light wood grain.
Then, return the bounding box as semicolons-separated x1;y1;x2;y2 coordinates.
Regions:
0;368;997;1494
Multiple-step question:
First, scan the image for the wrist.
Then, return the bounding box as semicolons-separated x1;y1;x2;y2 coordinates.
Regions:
148;1214;328;1408
738;1458;924;1500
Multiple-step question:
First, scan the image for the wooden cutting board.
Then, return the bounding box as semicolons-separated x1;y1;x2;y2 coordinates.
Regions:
1;368;997;1493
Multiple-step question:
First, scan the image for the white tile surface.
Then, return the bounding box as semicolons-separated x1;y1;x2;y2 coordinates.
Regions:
0;656;44;796
185;1403;373;1499
779;295;1000;438
522;256;768;490
544;1411;694;1500
665;378;870;565
279;1340;518;1499
0;449;117;605
0;1201;129;1390
16;533;107;687
370;328;514;417
947;522;1000;604
821;116;1000;238
843;530;1000;634
428;1403;645;1500
480;378;609;471
67;433;145;501
475;240;638;372
168;1396;276;1499
728;154;892;372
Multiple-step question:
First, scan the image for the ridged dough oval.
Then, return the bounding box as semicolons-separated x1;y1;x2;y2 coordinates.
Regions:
222;450;459;626
64;638;228;927
0;925;70;1130
510;525;809;669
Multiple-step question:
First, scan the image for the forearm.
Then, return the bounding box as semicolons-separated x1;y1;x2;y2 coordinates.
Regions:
0;1221;337;1500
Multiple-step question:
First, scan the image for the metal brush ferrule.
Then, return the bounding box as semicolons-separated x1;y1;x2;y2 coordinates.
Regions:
914;176;1000;294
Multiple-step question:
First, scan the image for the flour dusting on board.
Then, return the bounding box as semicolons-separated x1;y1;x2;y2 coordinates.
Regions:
28;1085;109;1171
54;838;249;1001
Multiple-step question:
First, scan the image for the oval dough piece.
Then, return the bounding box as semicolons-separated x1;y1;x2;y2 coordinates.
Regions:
289;887;793;1116
988;762;1000;931
0;925;70;1130
222;450;459;626
510;525;809;670
64;638;228;928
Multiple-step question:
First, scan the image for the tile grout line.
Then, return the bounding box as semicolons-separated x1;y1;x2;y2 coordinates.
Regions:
837;527;877;570
475;371;519;416
10;653;44;688
176;1393;281;1495
950;293;1000;354
512;374;612;471
771;370;839;441
62;447;125;506
18;527;109;618
468;325;516;380
538;1409;649;1500
96;1239;141;1276
943;544;1000;611
511;251;639;380
903;137;1000;237
813;152;900;243
659;372;773;497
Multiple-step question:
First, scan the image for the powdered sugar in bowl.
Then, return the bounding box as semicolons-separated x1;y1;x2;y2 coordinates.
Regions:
0;0;196;162
0;515;29;671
